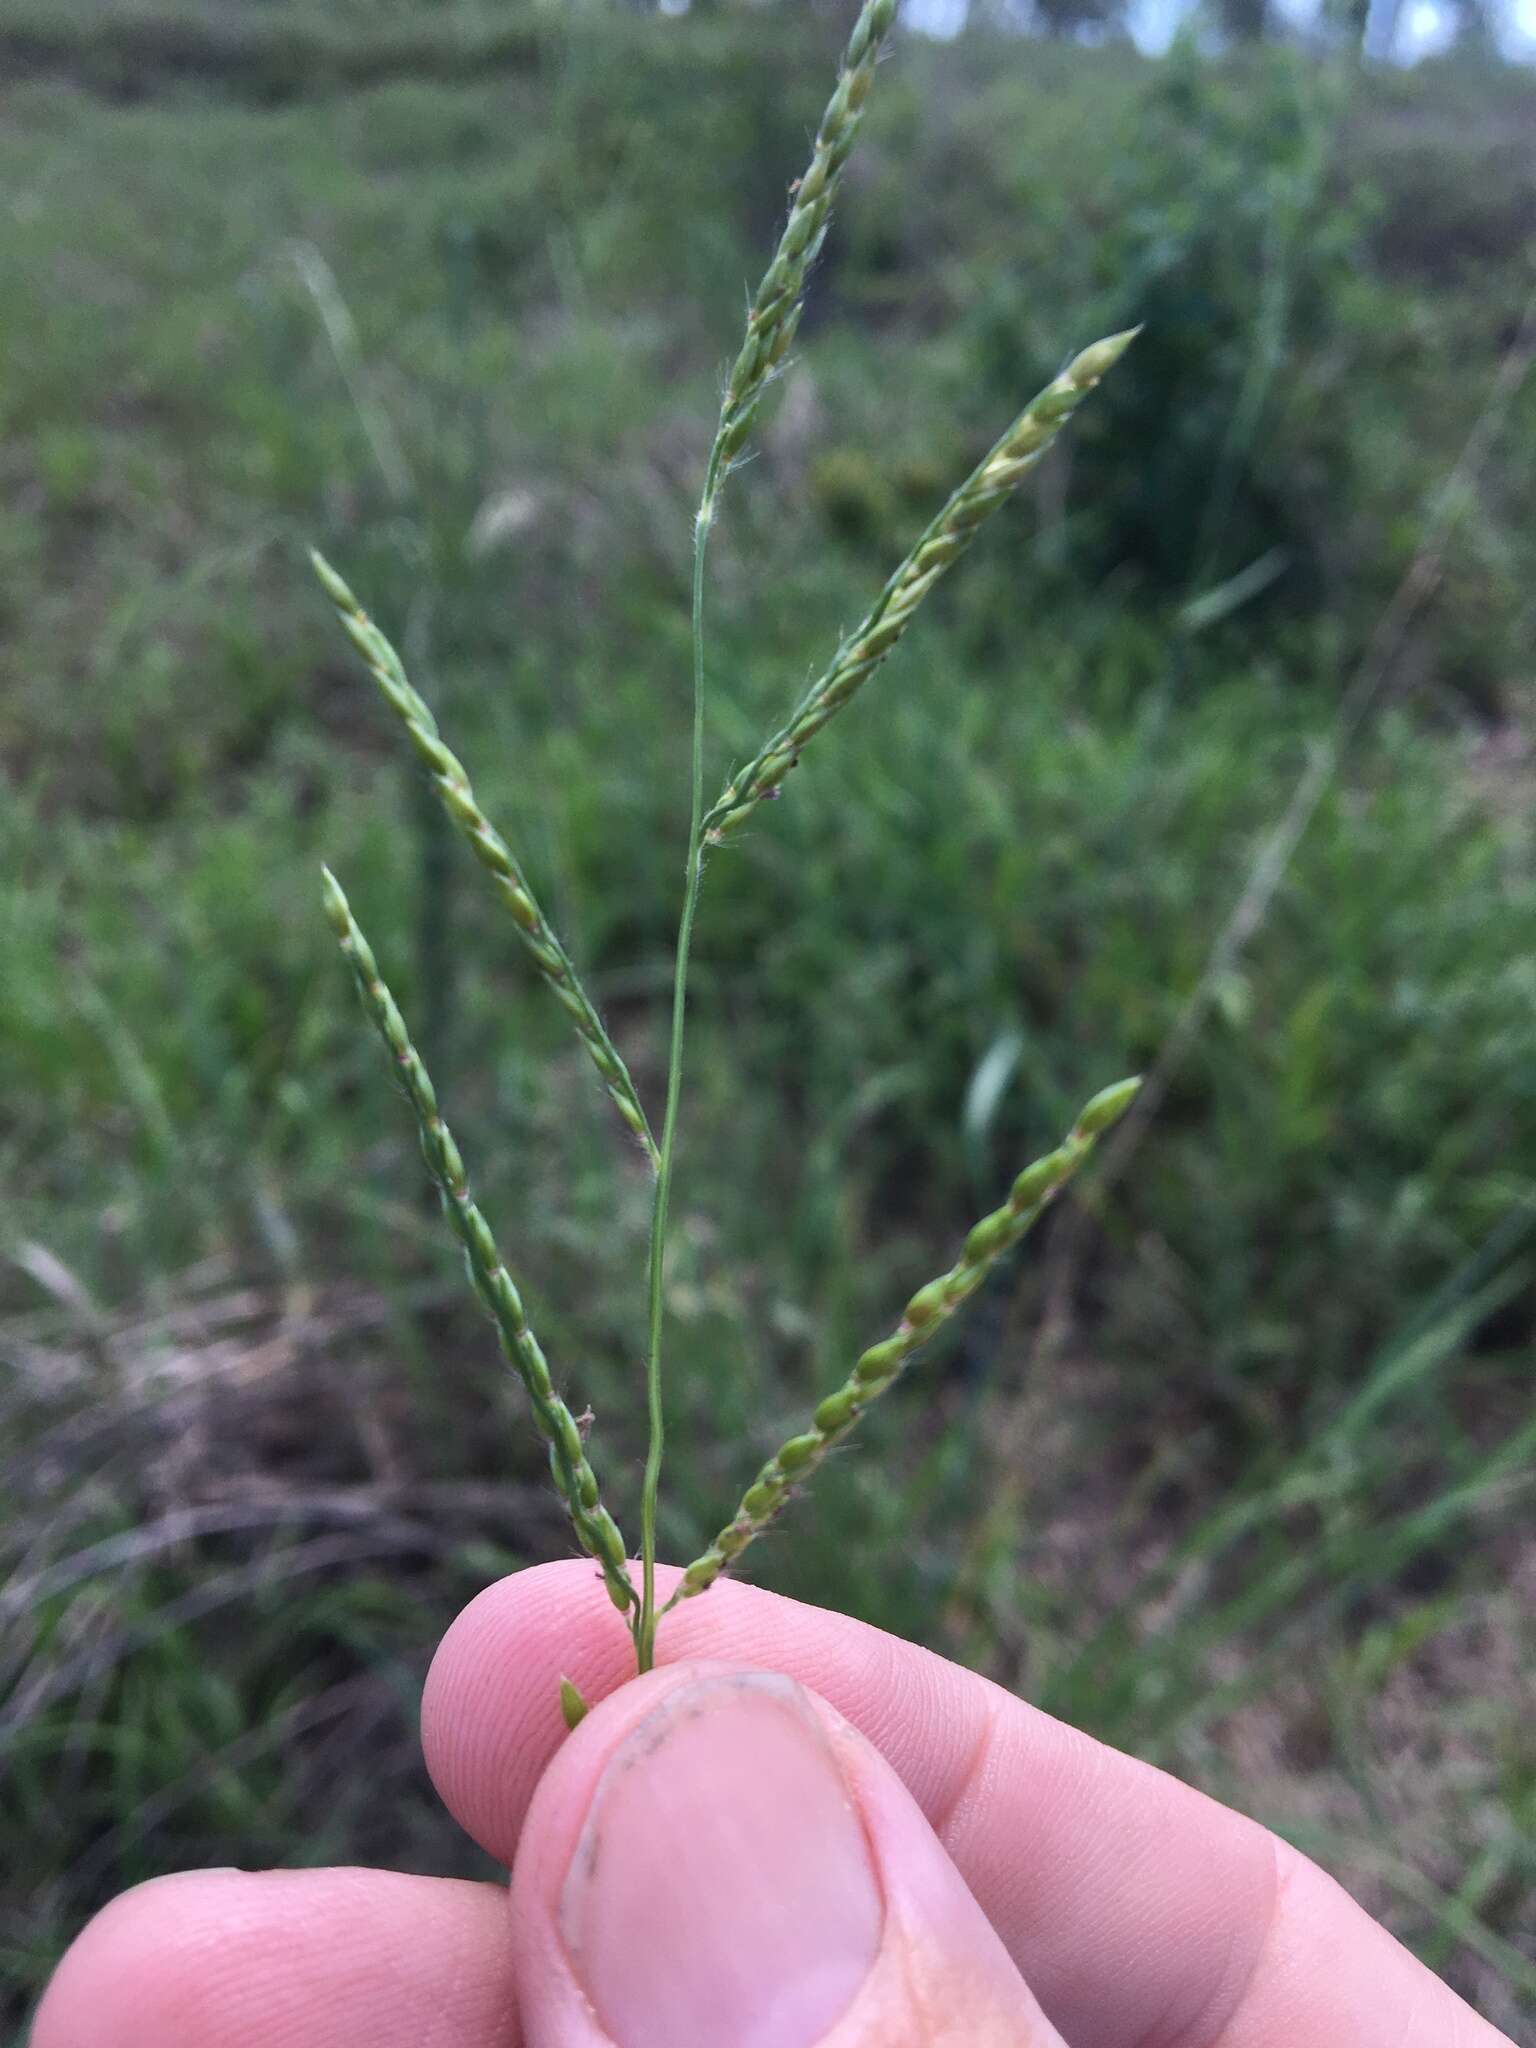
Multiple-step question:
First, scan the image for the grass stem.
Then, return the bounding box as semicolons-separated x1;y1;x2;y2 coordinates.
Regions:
635;464;722;1671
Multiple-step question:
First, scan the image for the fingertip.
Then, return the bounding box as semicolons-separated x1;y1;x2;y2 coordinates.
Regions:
508;1662;1059;2048
417;1561;1287;2048
31;1868;516;2048
420;1559;916;1866
33;1871;244;2048
422;1558;646;1857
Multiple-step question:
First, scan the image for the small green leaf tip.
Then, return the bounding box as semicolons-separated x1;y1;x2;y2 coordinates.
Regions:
559;1677;589;1732
319;863;348;933
1068;326;1143;388
1073;1074;1143;1137
308;546;354;610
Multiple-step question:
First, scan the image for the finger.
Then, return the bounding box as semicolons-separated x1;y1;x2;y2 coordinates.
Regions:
1213;1845;1511;2047
510;1659;1067;2048
424;1560;1512;2048
425;1559;1268;2048
30;1867;518;2048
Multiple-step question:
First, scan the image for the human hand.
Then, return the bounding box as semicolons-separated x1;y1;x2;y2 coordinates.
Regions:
34;1561;1516;2047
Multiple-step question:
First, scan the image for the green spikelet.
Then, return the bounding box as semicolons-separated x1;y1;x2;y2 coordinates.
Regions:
559;1676;591;1731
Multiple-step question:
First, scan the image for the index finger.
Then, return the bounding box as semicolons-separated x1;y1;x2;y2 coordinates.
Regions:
423;1560;1510;2048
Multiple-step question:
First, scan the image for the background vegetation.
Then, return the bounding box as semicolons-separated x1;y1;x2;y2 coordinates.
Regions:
3;1;1534;2035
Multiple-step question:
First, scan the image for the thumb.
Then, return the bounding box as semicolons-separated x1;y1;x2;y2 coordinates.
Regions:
509;1661;1070;2048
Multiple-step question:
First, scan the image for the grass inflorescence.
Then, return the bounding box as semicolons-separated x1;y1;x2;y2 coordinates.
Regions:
314;0;1139;1678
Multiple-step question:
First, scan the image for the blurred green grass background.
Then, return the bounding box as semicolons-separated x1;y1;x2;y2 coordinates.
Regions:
3;1;1535;2033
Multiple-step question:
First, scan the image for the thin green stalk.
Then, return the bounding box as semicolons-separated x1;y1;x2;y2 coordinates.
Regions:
635;469;720;1672
669;1076;1141;1604
321;866;635;1615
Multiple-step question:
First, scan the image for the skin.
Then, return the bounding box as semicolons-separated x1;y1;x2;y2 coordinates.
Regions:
33;1559;1517;2048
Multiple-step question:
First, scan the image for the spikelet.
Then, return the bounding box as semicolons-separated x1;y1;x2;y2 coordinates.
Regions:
322;866;635;1614
558;1676;591;1731
670;1076;1141;1601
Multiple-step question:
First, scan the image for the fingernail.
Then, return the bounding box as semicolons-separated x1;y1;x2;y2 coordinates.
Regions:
560;1672;883;2048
